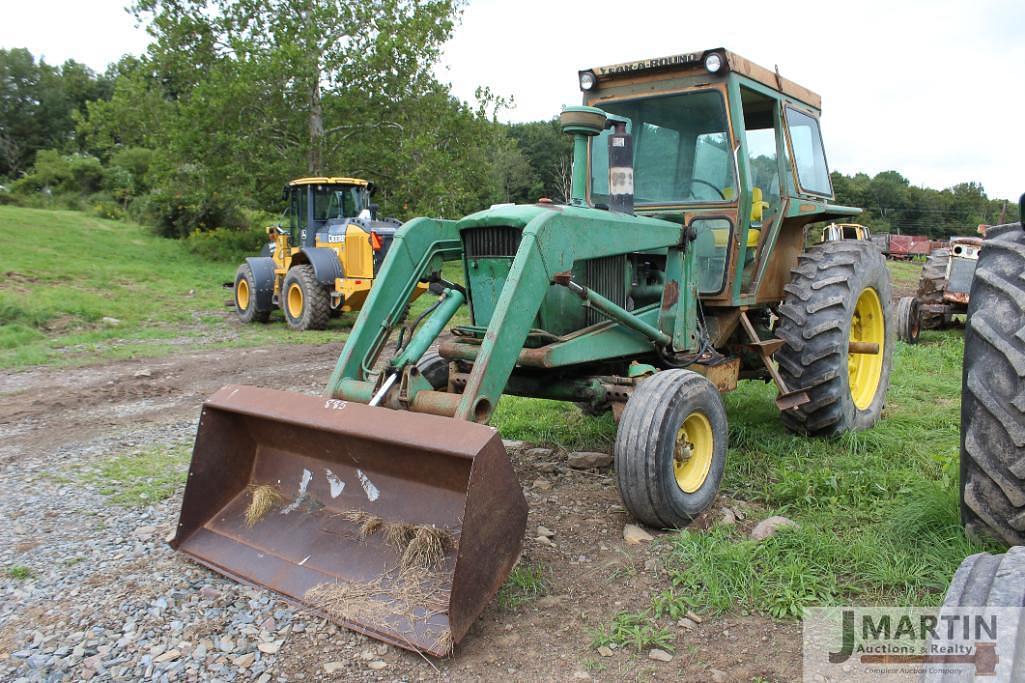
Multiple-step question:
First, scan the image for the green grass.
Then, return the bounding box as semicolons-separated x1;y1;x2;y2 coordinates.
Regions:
497;561;548;609
0;206;474;370
887;259;922;292
590;612;675;652
7;565;34;580
78;443;191;507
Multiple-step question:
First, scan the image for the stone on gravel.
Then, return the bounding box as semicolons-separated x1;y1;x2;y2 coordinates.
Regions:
234;652;255;668
750;515;799;541
567;451;612;469
532;478;553;491
572;672;591;680
686;610;703;623
623;524;654;544
719;507;737;525
710;668;728;682
133;525;157;539
200;586;221;600
154;649;180;663
536;525;555;538
502;439;527;451
677;617;697;630
596;646;613;657
133;369;152;378
535;535;556;547
368;660;388;670
257;640;282;655
648;648;673;662
525;447;554;459
323;661;346;673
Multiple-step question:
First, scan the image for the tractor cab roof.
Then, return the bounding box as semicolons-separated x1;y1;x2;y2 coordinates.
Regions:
581;48;822;111
289;177;369;187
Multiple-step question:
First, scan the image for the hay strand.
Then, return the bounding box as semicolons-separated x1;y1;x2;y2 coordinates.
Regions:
400;526;452;571
245;484;285;527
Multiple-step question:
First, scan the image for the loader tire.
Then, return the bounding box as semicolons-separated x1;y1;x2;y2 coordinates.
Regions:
921;547;1025;683
896;296;920;344
234;263;270;324
614;369;728;528
282;265;330;331
918;248;951;329
960;221;1025;546
775;240;894;436
416;351;449;390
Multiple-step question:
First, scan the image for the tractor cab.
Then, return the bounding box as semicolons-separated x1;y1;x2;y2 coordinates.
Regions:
573;48;861;306
284;177;374;248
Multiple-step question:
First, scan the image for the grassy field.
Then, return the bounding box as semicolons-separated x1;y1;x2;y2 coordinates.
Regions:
8;207;982;633
0;206;463;369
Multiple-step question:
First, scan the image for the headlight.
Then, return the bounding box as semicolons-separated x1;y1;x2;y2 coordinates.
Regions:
579;71;597;91
704;53;723;73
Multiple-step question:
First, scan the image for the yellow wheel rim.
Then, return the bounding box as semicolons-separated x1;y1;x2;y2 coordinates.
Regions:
287;282;304;318
849;287;885;410
236;278;250;310
673;412;714;493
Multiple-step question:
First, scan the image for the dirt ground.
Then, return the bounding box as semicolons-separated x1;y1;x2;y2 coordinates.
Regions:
0;342;801;682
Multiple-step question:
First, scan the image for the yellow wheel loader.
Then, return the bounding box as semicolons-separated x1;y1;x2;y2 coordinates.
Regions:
233;177;421;330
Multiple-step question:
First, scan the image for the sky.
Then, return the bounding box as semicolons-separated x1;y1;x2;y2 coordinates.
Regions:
2;0;1023;200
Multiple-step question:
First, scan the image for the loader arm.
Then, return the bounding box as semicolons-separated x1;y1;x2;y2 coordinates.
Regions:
326;217;463;398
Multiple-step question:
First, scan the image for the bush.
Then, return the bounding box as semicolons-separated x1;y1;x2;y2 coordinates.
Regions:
88;193;126;221
183;225;267;262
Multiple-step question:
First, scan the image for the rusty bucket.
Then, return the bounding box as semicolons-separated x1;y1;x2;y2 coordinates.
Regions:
170;385;527;656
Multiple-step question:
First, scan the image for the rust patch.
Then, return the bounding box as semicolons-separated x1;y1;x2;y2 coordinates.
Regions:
661;280;680;310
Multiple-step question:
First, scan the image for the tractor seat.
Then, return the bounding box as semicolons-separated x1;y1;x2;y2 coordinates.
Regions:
711;186;766;251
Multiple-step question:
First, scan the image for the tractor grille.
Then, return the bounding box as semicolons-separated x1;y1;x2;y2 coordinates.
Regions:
583;255;627;326
463;226;521;258
947;257;977;295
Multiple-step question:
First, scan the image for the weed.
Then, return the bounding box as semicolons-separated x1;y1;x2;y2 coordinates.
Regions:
7;565;33;580
497;561;547;609
590;612;674;652
79;443;191;507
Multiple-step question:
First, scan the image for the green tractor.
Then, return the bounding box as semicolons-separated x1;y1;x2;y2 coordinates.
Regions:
173;49;893;655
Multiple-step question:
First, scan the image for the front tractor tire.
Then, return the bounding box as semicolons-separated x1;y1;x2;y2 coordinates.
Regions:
614;369;728;528
960;222;1025;546
775;240;894;436
234;263;270;324
281;265;330;331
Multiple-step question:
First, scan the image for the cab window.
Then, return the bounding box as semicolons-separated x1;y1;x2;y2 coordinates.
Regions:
785;107;832;196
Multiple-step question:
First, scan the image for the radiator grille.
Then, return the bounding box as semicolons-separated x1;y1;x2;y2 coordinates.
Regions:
947;257;977;295
584;255;627;326
463;226;521;258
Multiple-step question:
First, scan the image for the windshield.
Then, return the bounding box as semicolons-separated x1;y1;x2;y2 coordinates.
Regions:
312;185;365;221
590;90;736;205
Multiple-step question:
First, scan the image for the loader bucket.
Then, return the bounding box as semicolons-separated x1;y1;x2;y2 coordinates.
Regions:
170;385;527;656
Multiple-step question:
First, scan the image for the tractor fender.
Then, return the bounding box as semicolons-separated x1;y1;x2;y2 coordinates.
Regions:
292;247;343;285
245;256;276;312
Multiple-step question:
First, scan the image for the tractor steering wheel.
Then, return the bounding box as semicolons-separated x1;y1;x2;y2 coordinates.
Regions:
690;178;726;200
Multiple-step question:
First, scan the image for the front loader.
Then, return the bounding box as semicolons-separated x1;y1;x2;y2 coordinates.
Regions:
172;48;893;655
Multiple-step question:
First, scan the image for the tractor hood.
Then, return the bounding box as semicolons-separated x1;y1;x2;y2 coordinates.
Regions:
455;202;679;232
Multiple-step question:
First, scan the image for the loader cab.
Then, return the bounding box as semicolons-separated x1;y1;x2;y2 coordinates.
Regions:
578;49;859;306
285;177;372;248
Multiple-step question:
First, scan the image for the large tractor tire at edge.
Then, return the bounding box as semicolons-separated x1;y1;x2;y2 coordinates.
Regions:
775;240;894;436
960;221;1025;546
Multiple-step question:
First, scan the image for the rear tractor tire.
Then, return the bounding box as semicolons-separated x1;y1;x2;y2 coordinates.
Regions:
614;369;728;528
775;240;894;436
896;296;921;344
234;263;270;324
960;221;1025;546
281;265;330;331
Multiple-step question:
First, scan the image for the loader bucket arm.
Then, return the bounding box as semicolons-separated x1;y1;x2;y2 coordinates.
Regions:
326;217;463;396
